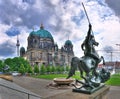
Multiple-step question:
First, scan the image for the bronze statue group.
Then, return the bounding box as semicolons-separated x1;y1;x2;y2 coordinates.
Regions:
66;3;110;94
67;24;110;92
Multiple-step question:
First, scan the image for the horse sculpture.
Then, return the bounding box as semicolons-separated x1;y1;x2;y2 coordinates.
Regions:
67;24;110;92
67;56;110;89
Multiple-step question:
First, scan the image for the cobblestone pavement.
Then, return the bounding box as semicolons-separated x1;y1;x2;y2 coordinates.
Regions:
12;76;120;99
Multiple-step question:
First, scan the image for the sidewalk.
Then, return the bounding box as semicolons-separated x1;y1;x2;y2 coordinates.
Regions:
0;78;41;99
13;76;120;99
106;86;120;99
13;76;69;98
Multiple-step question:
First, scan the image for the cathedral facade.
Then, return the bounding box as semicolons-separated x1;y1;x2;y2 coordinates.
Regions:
20;24;74;66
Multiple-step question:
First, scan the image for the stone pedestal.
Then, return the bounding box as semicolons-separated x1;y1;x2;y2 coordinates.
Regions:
46;85;110;99
73;84;105;94
87;85;110;99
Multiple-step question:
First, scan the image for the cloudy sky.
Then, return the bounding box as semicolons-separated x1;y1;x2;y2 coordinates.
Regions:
0;0;120;61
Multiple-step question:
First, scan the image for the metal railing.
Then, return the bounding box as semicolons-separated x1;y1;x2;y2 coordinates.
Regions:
0;83;41;99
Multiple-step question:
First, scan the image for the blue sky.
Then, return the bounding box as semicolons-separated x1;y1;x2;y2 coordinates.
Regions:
0;0;120;61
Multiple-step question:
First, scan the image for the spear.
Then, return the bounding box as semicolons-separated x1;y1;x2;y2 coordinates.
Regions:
82;2;94;35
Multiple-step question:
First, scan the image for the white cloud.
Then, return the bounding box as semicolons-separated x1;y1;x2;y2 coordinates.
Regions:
0;0;120;61
0;24;11;44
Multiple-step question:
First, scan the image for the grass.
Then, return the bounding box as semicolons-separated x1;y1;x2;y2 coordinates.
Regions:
32;72;120;86
106;74;120;86
32;73;68;80
32;71;82;80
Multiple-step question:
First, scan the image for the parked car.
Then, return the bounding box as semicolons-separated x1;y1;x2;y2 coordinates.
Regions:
12;71;21;76
0;72;3;74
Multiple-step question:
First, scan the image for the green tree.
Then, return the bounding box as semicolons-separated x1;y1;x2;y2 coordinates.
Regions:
4;57;30;71
46;66;51;74
51;66;55;73
66;65;70;72
4;58;14;71
27;65;33;74
40;65;46;75
18;64;25;74
56;66;61;74
0;60;4;72
61;66;65;73
34;65;39;74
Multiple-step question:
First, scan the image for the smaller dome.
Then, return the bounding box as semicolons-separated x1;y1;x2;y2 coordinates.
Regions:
30;31;35;36
65;40;73;46
20;47;25;52
20;47;25;57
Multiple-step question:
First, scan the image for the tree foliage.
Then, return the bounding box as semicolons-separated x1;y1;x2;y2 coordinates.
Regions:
46;66;51;73
27;65;33;73
34;65;39;73
0;60;4;72
0;57;71;75
51;66;55;73
18;64;25;74
4;57;30;71
40;65;46;74
66;65;70;71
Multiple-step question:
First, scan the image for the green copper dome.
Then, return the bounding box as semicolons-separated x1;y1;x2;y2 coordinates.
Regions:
30;31;35;36
36;29;53;40
20;47;25;52
65;40;73;46
29;24;53;40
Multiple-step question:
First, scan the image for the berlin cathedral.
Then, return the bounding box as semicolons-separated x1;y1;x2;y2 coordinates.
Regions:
20;24;74;66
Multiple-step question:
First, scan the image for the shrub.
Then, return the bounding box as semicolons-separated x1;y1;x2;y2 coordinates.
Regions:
66;65;70;72
56;66;61;74
51;66;56;73
34;65;39;74
61;66;65;73
27;65;33;74
40;65;46;75
18;64;25;74
46;66;51;74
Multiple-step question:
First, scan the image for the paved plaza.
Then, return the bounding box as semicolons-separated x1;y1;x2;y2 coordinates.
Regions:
0;76;120;99
13;76;120;99
13;77;70;99
0;78;41;99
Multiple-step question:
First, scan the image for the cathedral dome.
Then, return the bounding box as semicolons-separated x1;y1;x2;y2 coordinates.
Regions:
65;40;73;46
36;29;53;40
29;24;53;40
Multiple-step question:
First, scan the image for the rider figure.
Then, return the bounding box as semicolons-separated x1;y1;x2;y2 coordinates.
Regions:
81;24;99;60
81;24;102;78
